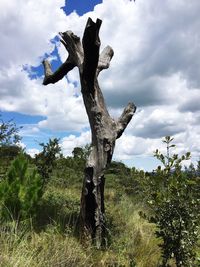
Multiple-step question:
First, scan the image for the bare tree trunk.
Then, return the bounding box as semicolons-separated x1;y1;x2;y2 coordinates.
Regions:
42;17;136;247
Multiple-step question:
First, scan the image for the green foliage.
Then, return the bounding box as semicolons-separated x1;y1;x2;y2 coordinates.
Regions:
72;146;85;159
0;145;22;180
36;186;80;233
0;132;199;266
0;115;22;146
0;115;23;180
35;138;61;186
0;154;42;221
0;144;22;159
106;161;147;198
145;136;200;267
51;158;83;188
197;159;200;176
71;144;91;171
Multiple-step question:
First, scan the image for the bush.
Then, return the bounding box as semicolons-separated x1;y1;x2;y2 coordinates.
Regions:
36;186;80;231
145;136;200;267
0;154;43;221
35;138;61;187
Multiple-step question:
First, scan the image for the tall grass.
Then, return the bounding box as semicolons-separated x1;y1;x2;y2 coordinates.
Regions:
0;222;90;267
105;192;162;267
0;188;162;267
1;169;192;266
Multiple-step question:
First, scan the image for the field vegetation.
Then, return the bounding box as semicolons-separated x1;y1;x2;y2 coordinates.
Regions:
0;117;199;266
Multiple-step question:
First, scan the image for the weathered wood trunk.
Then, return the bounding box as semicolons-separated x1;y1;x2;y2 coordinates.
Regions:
42;18;136;247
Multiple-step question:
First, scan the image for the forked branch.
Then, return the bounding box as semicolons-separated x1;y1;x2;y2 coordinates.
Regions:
43;30;83;86
59;31;83;67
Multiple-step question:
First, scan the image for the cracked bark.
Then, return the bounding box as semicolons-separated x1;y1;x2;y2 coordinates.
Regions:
42;17;136;248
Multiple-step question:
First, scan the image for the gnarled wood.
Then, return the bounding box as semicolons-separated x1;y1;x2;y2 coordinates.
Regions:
42;17;136;248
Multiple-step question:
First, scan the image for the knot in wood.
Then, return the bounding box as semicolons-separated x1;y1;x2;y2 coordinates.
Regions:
104;143;110;152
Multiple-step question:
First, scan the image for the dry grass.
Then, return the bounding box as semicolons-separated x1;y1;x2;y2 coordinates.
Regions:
0;199;162;267
0;224;90;267
105;194;162;267
0;187;163;267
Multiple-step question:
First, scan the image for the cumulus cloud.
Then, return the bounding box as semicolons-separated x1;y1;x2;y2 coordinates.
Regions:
178;90;200;112
0;0;91;132
26;148;40;158
60;131;91;156
1;0;200;169
131;107;187;139
0;0;67;67
0;66;88;133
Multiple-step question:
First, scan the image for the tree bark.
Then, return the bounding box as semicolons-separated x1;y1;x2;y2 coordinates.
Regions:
42;17;136;247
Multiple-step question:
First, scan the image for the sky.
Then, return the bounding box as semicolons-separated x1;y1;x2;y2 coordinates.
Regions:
0;0;200;171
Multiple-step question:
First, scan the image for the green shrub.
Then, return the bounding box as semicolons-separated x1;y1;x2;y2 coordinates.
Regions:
36;186;80;233
0;154;42;221
35;138;61;187
145;136;200;267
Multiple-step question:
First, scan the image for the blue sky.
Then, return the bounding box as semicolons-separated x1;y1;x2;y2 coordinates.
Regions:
62;0;102;16
1;1;103;153
1;0;200;170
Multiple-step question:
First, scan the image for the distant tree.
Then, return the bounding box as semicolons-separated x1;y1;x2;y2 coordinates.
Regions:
0;115;22;146
72;147;85;159
196;159;200;177
0;145;22;160
0;115;23;178
35;138;61;187
71;146;90;171
185;162;196;178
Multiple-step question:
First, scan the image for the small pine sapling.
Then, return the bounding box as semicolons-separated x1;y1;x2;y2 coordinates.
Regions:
0;154;42;221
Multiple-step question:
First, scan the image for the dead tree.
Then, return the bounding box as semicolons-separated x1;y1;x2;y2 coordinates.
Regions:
42;18;136;247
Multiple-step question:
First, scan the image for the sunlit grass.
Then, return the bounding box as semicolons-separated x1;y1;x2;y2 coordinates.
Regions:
105;193;162;266
0;188;162;267
0;174;198;266
0;223;90;267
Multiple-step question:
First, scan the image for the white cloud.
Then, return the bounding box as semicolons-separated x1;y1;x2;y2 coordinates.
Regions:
1;0;200;169
60;131;91;156
0;66;88;131
0;0;67;67
26;148;40;158
0;0;90;132
19;125;42;139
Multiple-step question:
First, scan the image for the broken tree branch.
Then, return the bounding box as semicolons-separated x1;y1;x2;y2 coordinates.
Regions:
97;46;114;76
42;58;75;85
59;31;83;67
43;30;84;86
82;18;102;92
116;103;136;138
